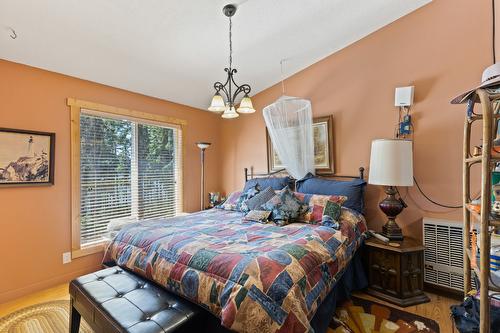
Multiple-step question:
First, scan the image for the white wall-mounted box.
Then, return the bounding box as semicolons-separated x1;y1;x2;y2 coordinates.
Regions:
395;86;414;106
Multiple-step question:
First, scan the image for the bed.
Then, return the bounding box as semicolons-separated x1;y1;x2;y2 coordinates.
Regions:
103;168;368;333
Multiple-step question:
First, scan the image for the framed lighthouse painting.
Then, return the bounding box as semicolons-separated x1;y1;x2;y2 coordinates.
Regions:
0;128;55;186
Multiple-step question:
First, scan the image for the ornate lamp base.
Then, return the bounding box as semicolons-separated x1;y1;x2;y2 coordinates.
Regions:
379;186;405;241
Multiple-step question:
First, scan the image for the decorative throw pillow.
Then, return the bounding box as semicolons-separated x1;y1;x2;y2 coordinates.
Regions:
244;210;272;224
318;200;342;228
235;184;261;211
294;192;347;224
217;191;242;211
241;186;275;212
261;186;308;225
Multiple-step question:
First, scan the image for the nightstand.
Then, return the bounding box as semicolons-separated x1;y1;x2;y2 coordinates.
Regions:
364;237;430;307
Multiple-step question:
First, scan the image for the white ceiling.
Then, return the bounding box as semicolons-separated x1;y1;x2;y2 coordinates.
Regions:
0;0;431;110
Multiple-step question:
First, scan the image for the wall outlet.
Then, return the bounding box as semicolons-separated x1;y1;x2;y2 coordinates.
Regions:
62;252;72;264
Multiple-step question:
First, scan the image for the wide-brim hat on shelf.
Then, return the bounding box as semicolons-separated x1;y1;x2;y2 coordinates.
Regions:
451;63;500;104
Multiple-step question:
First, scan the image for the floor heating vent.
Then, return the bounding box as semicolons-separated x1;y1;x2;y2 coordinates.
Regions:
423;218;476;291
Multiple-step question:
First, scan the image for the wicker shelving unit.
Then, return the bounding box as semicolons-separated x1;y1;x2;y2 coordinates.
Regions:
463;88;500;333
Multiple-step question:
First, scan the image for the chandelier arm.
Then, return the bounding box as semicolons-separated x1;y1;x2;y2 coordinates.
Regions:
232;84;252;103
213;81;229;101
213;81;224;93
229;68;242;103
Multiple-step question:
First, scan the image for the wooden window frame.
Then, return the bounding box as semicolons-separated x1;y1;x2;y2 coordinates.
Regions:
68;98;187;258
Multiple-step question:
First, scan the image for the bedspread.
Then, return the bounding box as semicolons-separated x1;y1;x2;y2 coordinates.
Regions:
103;208;367;333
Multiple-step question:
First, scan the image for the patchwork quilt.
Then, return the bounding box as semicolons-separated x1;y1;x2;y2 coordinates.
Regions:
103;208;367;333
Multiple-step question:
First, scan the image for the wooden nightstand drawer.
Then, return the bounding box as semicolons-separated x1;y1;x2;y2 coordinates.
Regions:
365;237;429;307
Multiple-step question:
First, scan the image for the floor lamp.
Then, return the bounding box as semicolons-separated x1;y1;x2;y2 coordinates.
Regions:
196;142;211;210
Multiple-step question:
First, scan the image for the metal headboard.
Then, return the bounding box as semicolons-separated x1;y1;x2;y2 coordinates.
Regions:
244;167;365;182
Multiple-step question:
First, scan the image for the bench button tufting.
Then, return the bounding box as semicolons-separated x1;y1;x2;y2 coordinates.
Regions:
116;293;123;298
97;277;103;281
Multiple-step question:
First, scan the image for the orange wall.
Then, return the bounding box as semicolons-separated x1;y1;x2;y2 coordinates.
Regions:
0;59;222;303
220;0;489;238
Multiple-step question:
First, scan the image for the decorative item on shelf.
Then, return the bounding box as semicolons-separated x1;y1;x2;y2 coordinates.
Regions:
196;142;211;210
492;183;500;218
369;139;413;241
208;4;255;119
0;128;55;186
208;192;222;208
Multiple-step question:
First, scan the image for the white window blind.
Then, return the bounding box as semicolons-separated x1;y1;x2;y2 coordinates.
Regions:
79;109;182;246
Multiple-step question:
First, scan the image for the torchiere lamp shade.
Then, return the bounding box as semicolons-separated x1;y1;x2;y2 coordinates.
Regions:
197;142;211;150
368;139;413;186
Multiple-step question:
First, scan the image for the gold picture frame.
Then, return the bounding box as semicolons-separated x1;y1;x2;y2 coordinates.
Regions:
266;115;334;174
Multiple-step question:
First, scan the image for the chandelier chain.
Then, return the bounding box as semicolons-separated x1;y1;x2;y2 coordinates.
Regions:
229;16;233;69
280;59;285;95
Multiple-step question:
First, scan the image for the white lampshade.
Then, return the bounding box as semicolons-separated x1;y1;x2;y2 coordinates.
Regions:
208;93;226;112
368;139;414;186
196;142;211;149
221;106;239;119
236;95;256;113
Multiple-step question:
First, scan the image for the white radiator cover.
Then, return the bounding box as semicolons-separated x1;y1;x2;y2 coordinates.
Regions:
422;218;475;291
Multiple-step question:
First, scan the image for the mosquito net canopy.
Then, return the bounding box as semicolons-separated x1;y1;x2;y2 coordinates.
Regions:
263;95;315;179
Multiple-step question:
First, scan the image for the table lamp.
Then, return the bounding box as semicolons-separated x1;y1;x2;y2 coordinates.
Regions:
368;139;413;240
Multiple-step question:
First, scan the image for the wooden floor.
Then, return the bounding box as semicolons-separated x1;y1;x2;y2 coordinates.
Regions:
0;284;458;332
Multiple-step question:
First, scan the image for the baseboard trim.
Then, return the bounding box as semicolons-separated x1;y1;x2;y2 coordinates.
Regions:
0;265;100;304
423;283;463;300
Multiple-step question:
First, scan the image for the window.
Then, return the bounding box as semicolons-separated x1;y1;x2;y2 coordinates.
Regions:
69;99;185;257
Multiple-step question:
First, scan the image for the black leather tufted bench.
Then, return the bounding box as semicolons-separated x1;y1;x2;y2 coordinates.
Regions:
69;267;200;333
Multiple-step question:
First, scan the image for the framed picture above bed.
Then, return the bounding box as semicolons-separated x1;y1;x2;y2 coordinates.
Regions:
266;115;334;174
0;128;55;186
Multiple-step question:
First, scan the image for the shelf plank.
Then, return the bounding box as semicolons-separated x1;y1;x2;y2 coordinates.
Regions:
464;155;500;164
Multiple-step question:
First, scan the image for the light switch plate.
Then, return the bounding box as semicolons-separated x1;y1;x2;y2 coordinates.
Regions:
63;252;72;264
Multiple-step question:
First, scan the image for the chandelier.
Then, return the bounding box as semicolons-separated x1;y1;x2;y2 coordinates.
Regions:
208;4;255;119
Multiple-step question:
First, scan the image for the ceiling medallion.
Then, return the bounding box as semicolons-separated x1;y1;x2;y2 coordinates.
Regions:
208;4;255;119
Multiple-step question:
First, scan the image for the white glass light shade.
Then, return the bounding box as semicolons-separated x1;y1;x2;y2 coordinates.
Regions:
222;106;239;119
236;96;256;113
196;142;211;149
368;139;414;186
208;93;226;112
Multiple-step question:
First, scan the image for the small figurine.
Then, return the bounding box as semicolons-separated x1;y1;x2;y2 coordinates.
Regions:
492;183;500;218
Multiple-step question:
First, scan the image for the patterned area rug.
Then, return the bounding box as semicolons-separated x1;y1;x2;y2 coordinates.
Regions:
0;300;93;333
329;296;439;333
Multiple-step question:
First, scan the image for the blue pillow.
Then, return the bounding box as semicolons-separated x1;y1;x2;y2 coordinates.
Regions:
296;173;367;213
243;176;292;192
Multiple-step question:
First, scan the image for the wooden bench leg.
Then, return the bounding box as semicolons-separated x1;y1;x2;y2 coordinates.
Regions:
69;298;81;333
